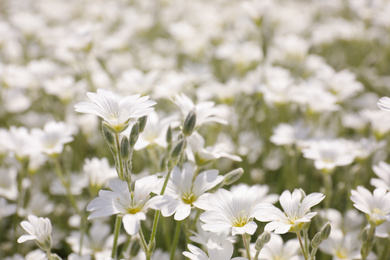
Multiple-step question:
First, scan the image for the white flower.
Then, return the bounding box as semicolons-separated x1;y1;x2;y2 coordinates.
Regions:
74;88;156;133
18;215;52;250
83;157;117;189
371;161;390;191
0;197;17;218
301;139;355;171
254;234;300;260
86;175;162;235
377;96;390;112
183;238;247;260
173;93;227;129
200;186;266;236
0;167;18;200
257;189;325;234
350;186;390;226
31;121;74;155
319;229;363;260
158;163;223;221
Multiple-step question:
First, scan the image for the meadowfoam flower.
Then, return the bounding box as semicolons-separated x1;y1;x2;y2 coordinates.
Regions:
86;175;162;235
200;185;268;236
158;163;223;221
18;215;52;250
74;88;156;133
350;186;390;226
257;189;325;234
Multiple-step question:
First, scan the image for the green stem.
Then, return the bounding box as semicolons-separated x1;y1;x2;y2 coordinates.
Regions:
170;221;182;260
243;234;252;260
297;231;309;260
323;173;333;209
114;133;124;180
53;157;80;214
111;215;123;259
361;225;376;260
46;249;53;260
139;227;149;254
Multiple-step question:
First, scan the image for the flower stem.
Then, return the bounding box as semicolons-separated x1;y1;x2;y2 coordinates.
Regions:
170;221;182;260
111;215;123;259
114;133;124;180
53;157;80;214
243;234;252;260
46;249;53;260
297;231;309;260
361;225;376;260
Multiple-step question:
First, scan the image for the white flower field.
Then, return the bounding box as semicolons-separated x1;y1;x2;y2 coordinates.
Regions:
1;0;390;259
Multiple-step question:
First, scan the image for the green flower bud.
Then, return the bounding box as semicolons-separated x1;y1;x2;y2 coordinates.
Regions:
320;222;331;241
171;138;186;159
130;240;141;257
311;232;322;248
120;136;130;159
129;122;140;147
102;123;114;145
166;126;172;144
138;116;147;133
223;168;244;186
255;230;271;251
182;109;196;136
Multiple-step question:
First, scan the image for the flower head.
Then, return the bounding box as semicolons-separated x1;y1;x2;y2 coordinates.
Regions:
158;163;223;221
86;175;162;235
257;189;325;234
74;89;156;133
200;185;269;236
350;186;390;226
18;215;52;250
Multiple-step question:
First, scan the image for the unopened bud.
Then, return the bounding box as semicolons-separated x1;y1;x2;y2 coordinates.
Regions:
182;109;196;136
129;122;140;147
130;240;141;256
120;136;130;159
166;126;172;144
171;139;186;159
320;222;331;241
311;232;322;248
102;124;114;145
138;116;147;133
223;168;244;186
255;230;271;251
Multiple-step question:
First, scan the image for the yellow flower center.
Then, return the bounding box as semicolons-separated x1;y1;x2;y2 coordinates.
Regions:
233;211;249;227
182;193;196;205
335;248;348;259
127;206;142;214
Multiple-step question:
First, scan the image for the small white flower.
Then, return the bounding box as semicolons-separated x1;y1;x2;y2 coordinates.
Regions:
253;234;300;260
200;186;267;236
257;189;325;234
173;93;227;129
31;121;74;155
86;175;162;235
319;229;363;260
83;157;117;189
301;139;355;171
183;238;247;260
350;186;390;226
74;88;156;133
371;161;390;191
0;197;17;218
377;96;390;112
158;163;223;221
18;215;52;250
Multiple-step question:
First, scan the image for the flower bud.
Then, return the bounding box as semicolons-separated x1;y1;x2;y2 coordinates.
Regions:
129;122;140;147
171;138;186;159
130;240;141;256
223;168;244;186
182;109;196;136
320;222;331;241
311;232;322;248
102;123;114;145
166;126;172;144
255;230;271;251
120;136;130;159
138;116;147;133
